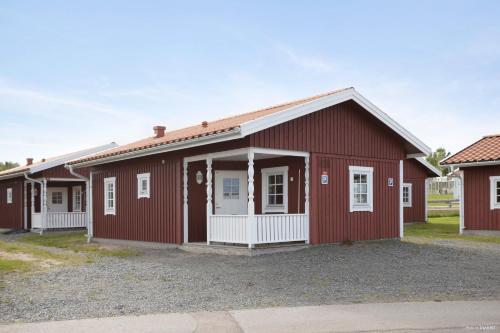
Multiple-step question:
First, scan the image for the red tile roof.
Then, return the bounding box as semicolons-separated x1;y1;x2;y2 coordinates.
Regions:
441;134;500;165
69;88;352;165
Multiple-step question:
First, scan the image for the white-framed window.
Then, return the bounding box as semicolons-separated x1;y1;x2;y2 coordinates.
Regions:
104;177;116;215
261;166;288;213
52;191;63;205
490;176;500;210
72;186;82;212
349;166;374;212
223;177;240;200
6;188;12;204
402;183;412;207
137;173;150;199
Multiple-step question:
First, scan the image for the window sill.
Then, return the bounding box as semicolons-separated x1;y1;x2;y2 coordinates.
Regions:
263;206;286;214
350;206;373;213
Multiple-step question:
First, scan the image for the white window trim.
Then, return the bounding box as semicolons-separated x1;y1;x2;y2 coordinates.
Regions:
349;166;374;212
489;176;500;210
261;166;288;214
72;185;82;212
137;173;151;199
6;188;12;204
104;177;116;215
402;183;412;208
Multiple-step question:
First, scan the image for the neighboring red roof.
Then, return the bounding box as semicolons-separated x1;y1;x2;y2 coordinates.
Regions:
441;134;500;165
69;88;352;165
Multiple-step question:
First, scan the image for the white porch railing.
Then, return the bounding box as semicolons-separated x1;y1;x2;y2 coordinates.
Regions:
255;214;308;244
31;212;87;229
208;214;309;246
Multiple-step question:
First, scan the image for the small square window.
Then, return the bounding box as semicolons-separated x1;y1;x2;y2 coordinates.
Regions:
223;178;240;199
52;192;63;204
137;173;150;199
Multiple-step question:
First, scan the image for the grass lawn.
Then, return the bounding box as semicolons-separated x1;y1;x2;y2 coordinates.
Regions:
0;231;140;278
427;193;454;201
405;216;500;244
17;231;141;258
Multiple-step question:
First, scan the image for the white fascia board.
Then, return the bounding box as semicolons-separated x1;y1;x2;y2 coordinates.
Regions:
239;88;432;156
441;160;500;168
30;143;118;174
71;129;242;168
0;171;27;181
415;157;441;177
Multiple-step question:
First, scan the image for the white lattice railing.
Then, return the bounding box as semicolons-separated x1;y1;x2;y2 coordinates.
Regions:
32;212;87;229
208;214;308;245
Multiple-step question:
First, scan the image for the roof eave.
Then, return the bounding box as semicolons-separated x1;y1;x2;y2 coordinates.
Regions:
415;157;441;177
0;170;29;181
69;128;242;168
440;160;500;168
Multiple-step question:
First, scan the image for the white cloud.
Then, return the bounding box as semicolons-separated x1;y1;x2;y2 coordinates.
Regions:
276;45;336;72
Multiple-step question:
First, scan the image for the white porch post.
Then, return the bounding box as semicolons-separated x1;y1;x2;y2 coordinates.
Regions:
41;178;48;234
23;181;27;230
304;155;310;244
424;178;429;223
206;158;213;245
30;182;35;229
247;149;256;248
183;160;189;244
399;160;404;238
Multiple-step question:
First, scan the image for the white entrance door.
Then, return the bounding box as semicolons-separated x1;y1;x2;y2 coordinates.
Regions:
47;187;68;212
214;170;248;215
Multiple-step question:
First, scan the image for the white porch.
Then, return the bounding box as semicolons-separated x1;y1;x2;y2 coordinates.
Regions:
183;147;310;248
25;178;88;232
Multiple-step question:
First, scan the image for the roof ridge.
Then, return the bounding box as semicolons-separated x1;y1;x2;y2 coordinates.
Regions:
141;88;352;140
483;133;500;138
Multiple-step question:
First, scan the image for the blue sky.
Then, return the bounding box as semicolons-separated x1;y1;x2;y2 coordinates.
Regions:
1;0;499;164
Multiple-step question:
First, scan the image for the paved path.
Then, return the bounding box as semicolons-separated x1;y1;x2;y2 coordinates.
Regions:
1;300;499;332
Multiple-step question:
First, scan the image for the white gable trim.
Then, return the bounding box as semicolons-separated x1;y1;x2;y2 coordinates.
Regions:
239;89;431;156
415;157;441;177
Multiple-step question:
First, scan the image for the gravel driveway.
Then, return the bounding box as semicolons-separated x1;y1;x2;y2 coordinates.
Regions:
1;239;499;323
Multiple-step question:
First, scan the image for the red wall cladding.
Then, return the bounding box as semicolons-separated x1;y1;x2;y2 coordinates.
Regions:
250;100;407;159
310;154;400;244
0;177;24;229
463;165;500;230
403;159;429;223
92;156;182;243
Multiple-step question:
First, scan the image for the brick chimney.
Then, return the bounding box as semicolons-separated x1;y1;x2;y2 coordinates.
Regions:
153;126;166;138
201;121;208;128
26;157;33;166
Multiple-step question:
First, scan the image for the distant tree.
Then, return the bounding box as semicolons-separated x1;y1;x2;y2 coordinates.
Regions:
426;148;451;176
0;161;20;172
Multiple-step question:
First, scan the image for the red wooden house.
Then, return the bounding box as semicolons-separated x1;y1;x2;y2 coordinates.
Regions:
0;144;117;231
68;88;433;247
441;134;500;234
403;157;440;223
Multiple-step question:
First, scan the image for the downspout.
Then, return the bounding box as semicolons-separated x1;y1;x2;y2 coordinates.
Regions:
24;173;44;234
66;165;93;243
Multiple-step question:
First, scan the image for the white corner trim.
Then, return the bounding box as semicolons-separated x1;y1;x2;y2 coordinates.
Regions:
137;172;151;199
348;165;374;213
403;183;413;207
104;177;116;215
489;176;500;210
261;166;289;214
399;160;404;238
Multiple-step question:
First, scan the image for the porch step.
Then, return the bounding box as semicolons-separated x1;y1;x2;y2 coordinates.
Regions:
180;242;309;256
